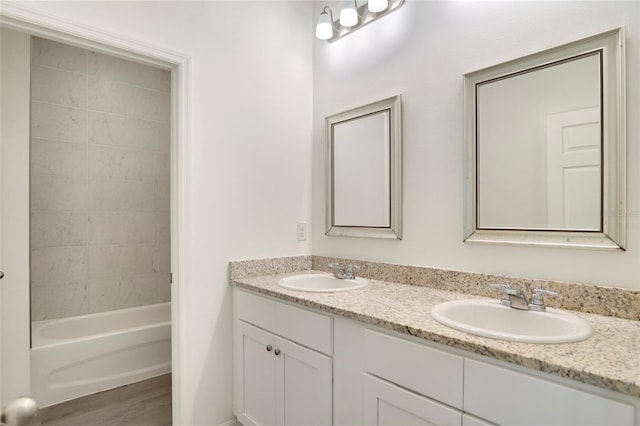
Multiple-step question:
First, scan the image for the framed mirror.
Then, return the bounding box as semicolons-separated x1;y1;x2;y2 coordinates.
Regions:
464;28;626;250
326;95;402;239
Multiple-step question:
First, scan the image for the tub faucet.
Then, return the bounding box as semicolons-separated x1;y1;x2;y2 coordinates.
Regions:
328;263;359;280
489;284;530;310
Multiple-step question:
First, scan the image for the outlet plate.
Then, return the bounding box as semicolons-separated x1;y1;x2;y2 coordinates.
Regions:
297;222;307;241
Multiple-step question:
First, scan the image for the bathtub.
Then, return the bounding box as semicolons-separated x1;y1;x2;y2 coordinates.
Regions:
31;303;171;407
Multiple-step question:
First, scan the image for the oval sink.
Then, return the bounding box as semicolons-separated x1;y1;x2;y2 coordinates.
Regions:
278;273;368;293
431;299;592;344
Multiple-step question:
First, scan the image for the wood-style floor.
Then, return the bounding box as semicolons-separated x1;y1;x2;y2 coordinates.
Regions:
26;374;171;426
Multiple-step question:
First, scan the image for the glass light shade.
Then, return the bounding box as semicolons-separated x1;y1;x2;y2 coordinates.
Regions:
339;6;358;27
316;11;333;40
368;0;388;13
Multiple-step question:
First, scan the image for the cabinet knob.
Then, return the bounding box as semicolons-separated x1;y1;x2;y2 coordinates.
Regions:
274;349;281;356
266;345;273;352
0;271;4;279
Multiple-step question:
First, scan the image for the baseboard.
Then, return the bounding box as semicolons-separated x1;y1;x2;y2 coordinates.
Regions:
218;417;239;426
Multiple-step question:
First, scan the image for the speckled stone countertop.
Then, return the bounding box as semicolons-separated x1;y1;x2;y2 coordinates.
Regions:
232;271;640;398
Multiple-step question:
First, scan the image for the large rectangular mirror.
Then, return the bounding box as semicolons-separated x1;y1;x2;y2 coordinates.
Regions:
326;95;402;238
464;28;626;249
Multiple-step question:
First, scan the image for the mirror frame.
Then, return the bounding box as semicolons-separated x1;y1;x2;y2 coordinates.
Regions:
326;95;402;239
463;28;626;250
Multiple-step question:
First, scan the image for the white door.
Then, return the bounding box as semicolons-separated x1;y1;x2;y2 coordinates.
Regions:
0;28;32;405
363;374;462;426
546;107;601;230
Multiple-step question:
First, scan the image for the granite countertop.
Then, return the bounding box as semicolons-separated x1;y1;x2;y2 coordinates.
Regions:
232;270;640;398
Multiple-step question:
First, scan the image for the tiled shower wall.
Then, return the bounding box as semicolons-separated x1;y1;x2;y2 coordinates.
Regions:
30;37;171;321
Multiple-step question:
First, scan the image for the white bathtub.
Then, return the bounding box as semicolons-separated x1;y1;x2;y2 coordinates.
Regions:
31;303;171;407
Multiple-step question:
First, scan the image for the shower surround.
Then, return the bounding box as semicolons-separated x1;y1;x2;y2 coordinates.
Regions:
30;37;171;321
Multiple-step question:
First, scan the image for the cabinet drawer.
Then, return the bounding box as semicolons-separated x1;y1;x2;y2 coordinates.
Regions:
235;290;277;332
235;289;332;355
277;302;332;355
364;329;463;409
464;359;636;426
363;374;462;426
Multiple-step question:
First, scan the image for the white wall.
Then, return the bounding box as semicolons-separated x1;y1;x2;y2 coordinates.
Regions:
312;0;640;289
11;1;313;424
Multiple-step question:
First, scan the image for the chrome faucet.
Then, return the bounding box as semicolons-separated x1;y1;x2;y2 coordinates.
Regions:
489;284;529;310
328;263;359;280
490;284;558;311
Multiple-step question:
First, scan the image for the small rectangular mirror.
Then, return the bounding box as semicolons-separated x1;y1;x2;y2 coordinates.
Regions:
326;95;402;239
464;28;626;249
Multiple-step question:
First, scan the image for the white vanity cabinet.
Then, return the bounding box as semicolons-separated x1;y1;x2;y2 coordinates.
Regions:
233;289;332;426
234;289;639;426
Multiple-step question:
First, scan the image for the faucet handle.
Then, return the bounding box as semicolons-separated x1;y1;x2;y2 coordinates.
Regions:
343;264;360;279
529;288;558;311
489;283;512;306
327;262;343;271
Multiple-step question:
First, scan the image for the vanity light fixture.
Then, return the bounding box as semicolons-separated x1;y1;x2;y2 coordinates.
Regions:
315;0;405;42
316;6;337;40
339;0;359;28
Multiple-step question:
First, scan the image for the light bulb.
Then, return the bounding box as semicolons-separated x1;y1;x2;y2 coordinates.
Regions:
339;2;358;27
368;0;388;13
315;10;333;40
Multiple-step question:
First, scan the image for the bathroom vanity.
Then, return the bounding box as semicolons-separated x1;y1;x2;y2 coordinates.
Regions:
232;271;640;426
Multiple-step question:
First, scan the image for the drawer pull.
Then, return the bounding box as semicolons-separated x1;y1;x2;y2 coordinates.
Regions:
266;345;273;352
274;349;281;356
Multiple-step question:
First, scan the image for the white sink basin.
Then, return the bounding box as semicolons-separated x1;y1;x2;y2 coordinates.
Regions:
431;299;592;344
278;273;368;293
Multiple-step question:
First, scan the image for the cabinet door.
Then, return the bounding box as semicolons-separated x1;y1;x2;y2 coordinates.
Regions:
236;321;279;426
363;374;462;426
277;336;332;426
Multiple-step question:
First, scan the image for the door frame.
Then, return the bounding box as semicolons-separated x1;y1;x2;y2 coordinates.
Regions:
0;4;191;423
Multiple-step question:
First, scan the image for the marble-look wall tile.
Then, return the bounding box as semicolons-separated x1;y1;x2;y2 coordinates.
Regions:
31;174;88;212
89;145;156;180
30;38;170;320
89;244;156;279
157;273;171;303
31;246;89;286
31;282;90;321
90;273;158;312
156;152;170;184
31;64;87;108
88;52;160;91
89;177;157;212
157;243;171;275
159;92;170;123
159;122;170;153
158;70;171;93
31;211;88;249
31;102;87;143
88;111;158;151
31;138;87;177
88;77;159;121
32;37;87;74
158;212;170;243
89;211;157;246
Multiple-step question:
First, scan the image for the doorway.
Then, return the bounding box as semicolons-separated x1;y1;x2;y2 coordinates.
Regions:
0;9;188;423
